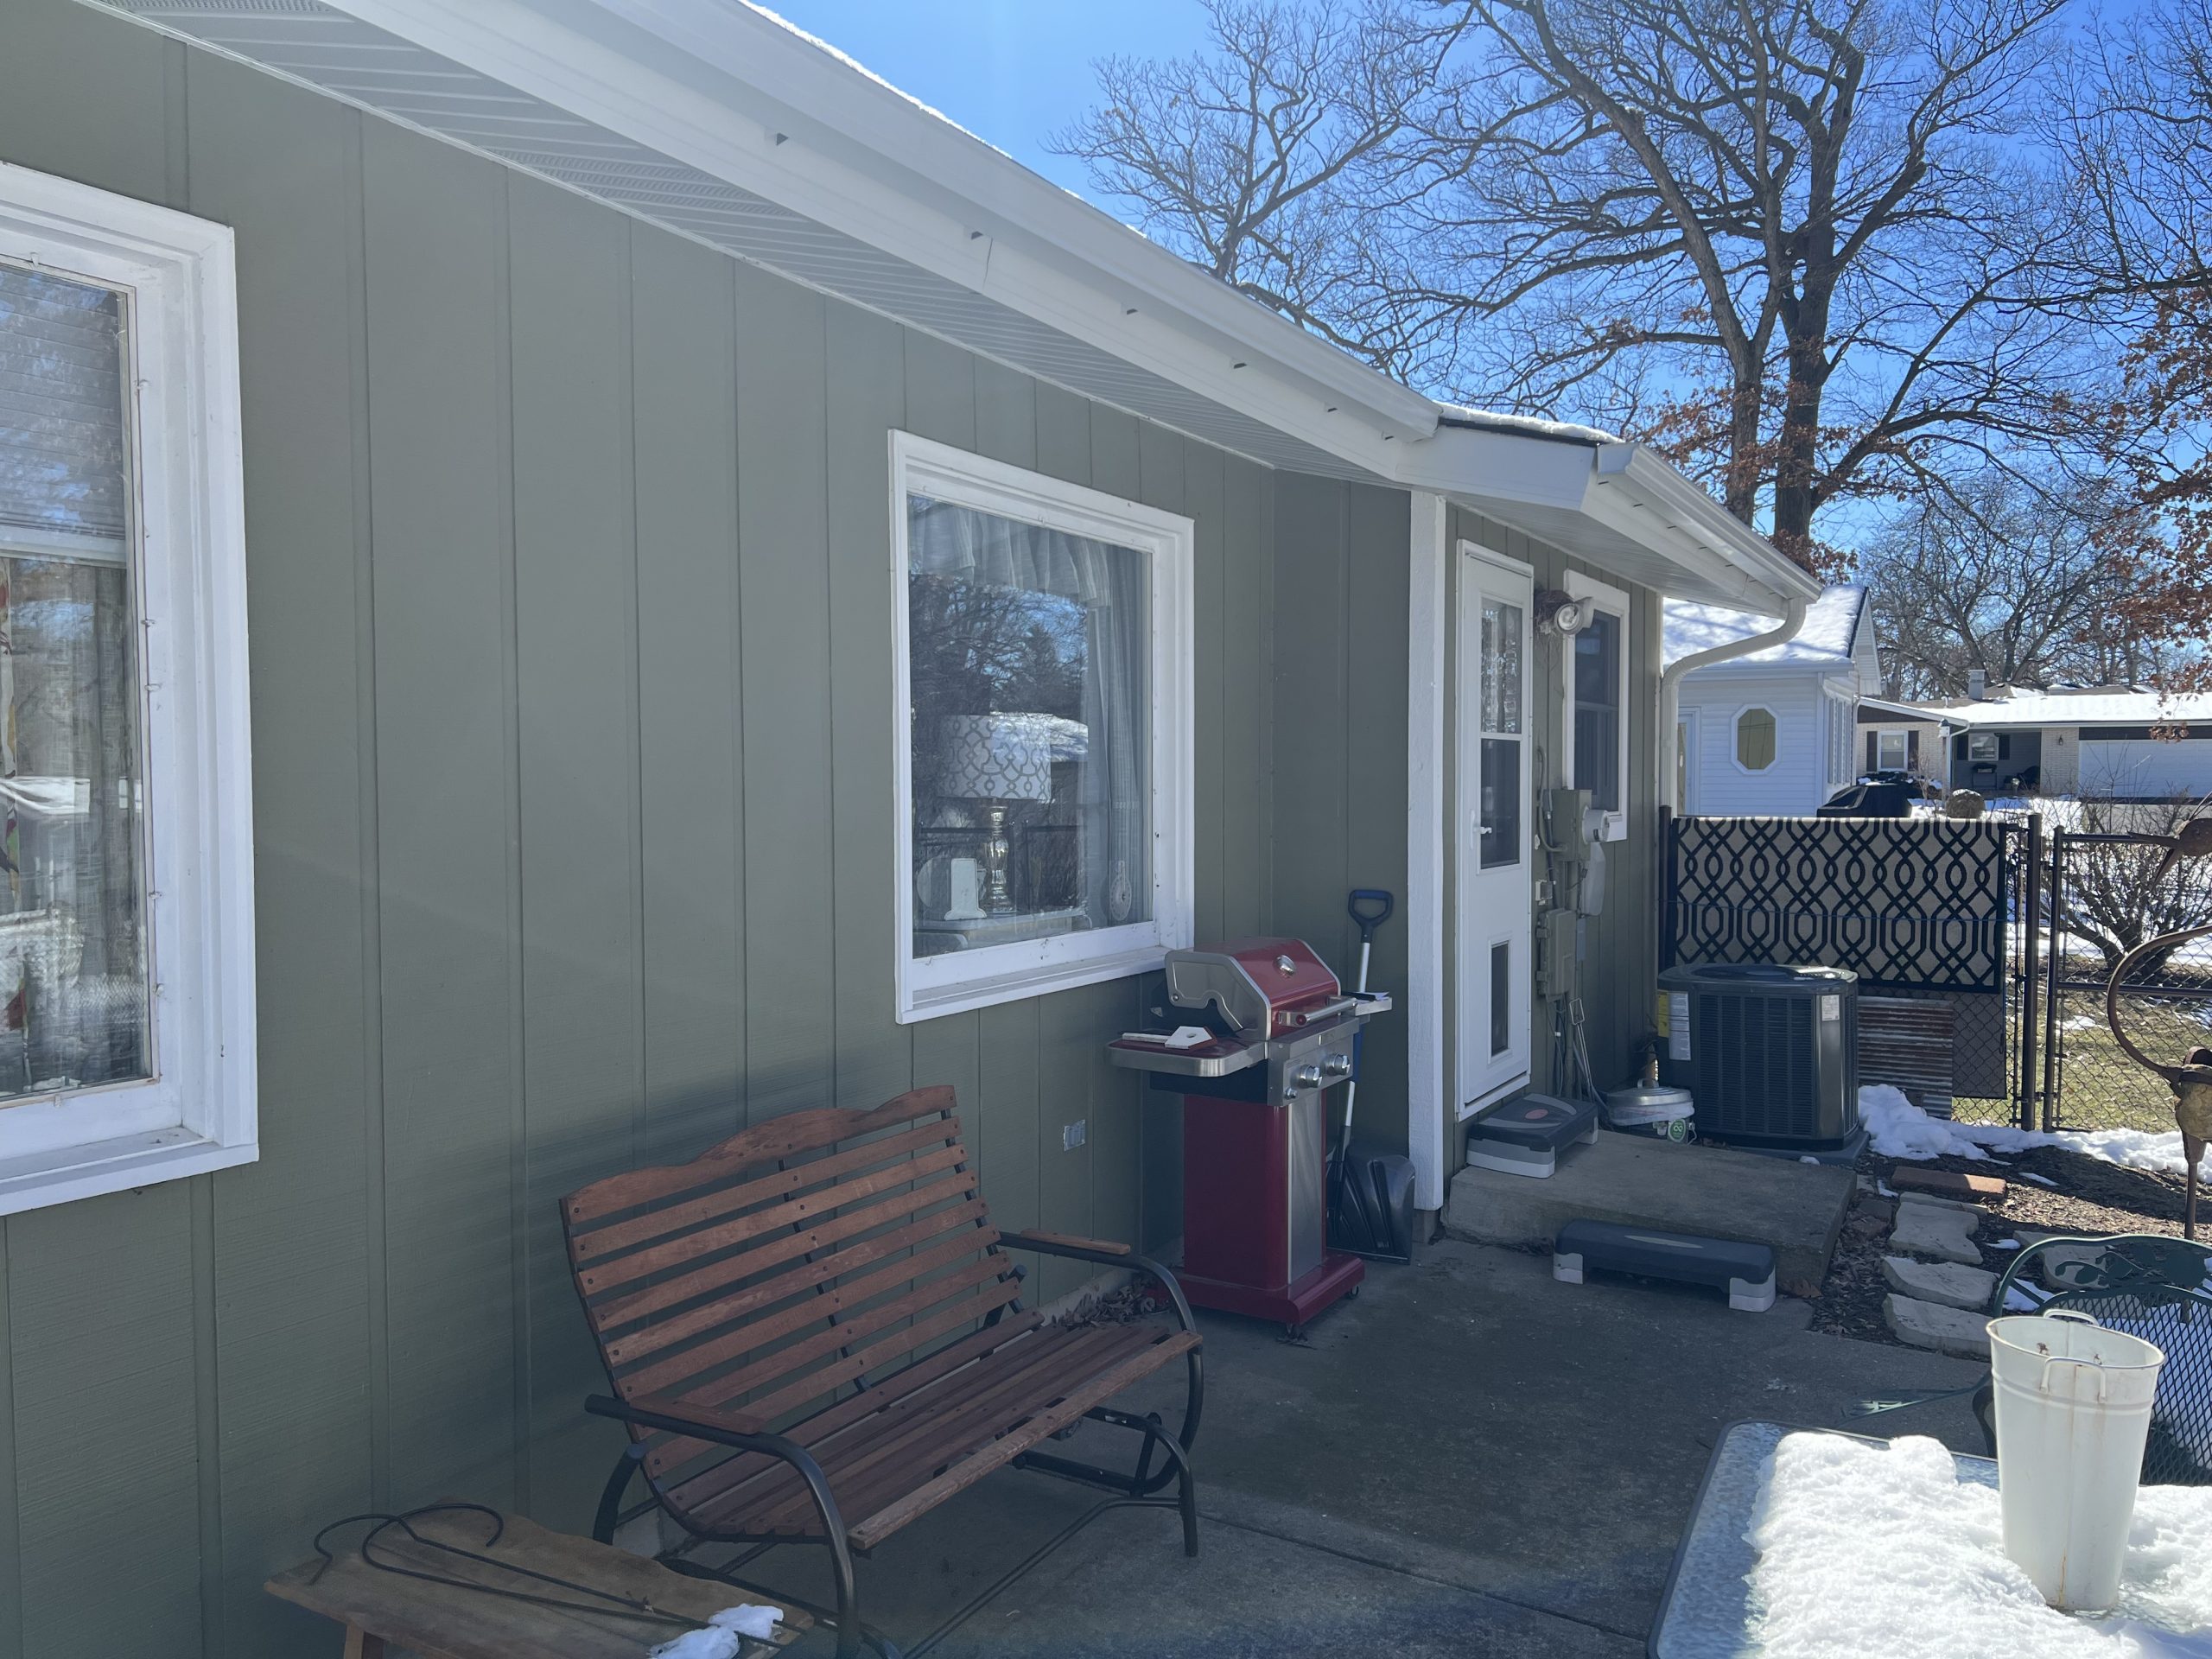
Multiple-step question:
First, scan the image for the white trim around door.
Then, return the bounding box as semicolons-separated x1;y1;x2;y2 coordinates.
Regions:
1455;541;1535;1119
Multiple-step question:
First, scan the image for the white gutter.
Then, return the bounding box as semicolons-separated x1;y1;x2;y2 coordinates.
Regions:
1593;445;1815;615
1659;598;1809;815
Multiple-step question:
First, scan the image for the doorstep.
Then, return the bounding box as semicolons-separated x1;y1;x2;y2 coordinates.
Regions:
1444;1130;1854;1294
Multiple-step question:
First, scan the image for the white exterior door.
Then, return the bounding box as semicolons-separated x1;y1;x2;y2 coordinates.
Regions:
1457;546;1533;1116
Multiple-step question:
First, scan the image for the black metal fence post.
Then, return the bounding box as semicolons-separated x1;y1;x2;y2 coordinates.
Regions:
2017;814;2043;1132
2043;828;2067;1132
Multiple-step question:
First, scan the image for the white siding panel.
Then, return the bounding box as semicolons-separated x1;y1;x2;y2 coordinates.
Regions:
1682;673;1827;816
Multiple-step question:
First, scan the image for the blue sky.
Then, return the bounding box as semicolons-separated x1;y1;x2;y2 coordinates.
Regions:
760;2;1211;197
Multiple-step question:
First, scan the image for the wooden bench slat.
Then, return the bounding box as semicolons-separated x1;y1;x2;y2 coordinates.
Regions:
586;1168;981;1331
564;1090;958;1225
569;1120;961;1264
701;1322;1140;1535
641;1277;1024;1477
617;1229;999;1399
658;1312;1047;1522
577;1147;976;1300
848;1332;1201;1550
603;1203;994;1366
737;1325;1161;1538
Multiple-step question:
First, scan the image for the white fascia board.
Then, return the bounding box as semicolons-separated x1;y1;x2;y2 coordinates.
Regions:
319;0;1428;476
1593;446;1821;612
1394;425;1598;513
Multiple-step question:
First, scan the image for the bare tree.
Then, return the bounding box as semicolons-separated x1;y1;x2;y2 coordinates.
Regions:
1056;2;1471;378
1863;470;2159;698
2059;790;2212;978
1058;0;2110;566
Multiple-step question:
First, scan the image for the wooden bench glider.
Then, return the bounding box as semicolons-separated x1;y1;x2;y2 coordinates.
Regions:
563;1085;1204;1658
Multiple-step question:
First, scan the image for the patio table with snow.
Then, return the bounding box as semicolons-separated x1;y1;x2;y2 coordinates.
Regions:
1651;1421;2212;1657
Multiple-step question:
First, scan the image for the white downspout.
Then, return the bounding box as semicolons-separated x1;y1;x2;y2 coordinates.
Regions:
1658;597;1808;815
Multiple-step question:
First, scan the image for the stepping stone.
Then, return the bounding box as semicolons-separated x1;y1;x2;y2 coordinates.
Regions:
1882;1255;1998;1312
1885;1293;1993;1358
1897;1190;1984;1217
1892;1166;2007;1200
1891;1202;1981;1265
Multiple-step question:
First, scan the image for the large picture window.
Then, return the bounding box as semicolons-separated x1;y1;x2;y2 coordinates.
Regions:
0;167;255;1214
893;434;1192;1021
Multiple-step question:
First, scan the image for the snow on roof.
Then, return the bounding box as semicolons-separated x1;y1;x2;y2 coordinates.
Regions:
1910;689;2212;728
1431;404;1621;445
743;3;1006;157
1662;584;1866;669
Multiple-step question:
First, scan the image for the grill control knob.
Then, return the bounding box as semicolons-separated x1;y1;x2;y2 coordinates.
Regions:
1321;1052;1353;1082
1288;1062;1325;1092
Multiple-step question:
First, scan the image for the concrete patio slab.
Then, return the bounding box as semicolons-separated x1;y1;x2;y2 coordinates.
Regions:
718;1238;1986;1656
1443;1133;1853;1292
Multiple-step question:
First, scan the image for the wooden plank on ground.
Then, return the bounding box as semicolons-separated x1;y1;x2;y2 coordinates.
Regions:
1891;1166;2008;1200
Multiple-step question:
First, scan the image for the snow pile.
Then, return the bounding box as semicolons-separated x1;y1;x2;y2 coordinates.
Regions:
1745;1432;2212;1656
1860;1085;2212;1179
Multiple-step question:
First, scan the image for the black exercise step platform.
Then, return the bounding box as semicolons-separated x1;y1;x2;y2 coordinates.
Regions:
1464;1092;1599;1179
1553;1219;1777;1312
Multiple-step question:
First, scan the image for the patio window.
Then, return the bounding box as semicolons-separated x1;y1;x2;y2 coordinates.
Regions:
0;167;255;1215
1827;694;1854;786
1736;707;1777;772
1878;730;1910;772
1969;732;2000;764
1562;571;1628;841
893;433;1192;1021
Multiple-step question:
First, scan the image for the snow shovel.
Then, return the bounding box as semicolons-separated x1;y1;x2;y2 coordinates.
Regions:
1327;889;1418;1265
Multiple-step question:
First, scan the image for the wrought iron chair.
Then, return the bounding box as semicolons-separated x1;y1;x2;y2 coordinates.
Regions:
1973;1233;2212;1483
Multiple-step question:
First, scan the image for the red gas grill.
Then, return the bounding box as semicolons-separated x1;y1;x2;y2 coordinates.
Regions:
1109;938;1391;1336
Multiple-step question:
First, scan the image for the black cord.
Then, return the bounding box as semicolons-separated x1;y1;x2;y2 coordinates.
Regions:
307;1503;780;1651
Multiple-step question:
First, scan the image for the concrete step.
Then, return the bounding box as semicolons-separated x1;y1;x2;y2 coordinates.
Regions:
1444;1131;1852;1294
1882;1255;1998;1313
1885;1293;1993;1358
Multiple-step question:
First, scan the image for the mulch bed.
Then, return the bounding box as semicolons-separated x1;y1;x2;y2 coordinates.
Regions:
1808;1139;2197;1347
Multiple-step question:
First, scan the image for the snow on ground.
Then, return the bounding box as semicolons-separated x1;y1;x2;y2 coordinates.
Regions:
1860;1085;2212;1178
1747;1432;2212;1656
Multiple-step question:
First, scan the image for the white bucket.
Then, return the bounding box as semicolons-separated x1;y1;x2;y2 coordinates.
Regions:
1986;1310;2165;1611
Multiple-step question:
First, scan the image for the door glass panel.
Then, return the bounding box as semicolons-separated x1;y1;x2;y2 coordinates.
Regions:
1479;739;1519;869
1478;594;1522;871
1480;599;1522;734
1490;941;1510;1056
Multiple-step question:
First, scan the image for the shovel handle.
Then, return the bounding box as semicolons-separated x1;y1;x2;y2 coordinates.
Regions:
1348;889;1395;944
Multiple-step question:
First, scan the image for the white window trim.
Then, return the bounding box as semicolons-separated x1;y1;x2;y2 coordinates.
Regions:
1732;704;1780;774
1560;569;1630;842
0;164;256;1215
891;431;1193;1023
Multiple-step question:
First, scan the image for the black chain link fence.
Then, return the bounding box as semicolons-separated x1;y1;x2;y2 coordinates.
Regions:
2039;825;2212;1134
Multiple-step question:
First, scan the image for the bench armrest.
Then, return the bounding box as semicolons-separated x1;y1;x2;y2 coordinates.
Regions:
583;1394;848;1541
1002;1233;1198;1335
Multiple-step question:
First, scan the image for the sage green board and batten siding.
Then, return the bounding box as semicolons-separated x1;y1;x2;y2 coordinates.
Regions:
1267;475;1414;1162
0;4;1278;1652
1443;505;1661;1162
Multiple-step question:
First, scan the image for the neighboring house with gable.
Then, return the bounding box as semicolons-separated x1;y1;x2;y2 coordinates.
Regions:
1666;585;1877;816
1917;685;2212;802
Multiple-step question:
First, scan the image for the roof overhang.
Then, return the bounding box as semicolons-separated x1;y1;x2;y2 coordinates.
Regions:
82;0;1818;612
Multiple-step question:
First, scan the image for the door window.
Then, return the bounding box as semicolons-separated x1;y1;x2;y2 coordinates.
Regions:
1478;597;1522;870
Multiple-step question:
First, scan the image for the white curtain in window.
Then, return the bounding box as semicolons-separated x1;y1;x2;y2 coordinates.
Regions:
907;497;1148;931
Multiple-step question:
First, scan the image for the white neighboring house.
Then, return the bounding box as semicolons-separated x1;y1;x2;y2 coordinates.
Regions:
1665;585;1877;816
1915;686;2212;802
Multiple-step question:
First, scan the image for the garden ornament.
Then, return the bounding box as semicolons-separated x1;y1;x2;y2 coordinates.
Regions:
2105;915;2212;1240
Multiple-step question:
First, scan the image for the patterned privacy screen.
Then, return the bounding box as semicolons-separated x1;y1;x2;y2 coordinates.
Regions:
1664;816;2011;993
